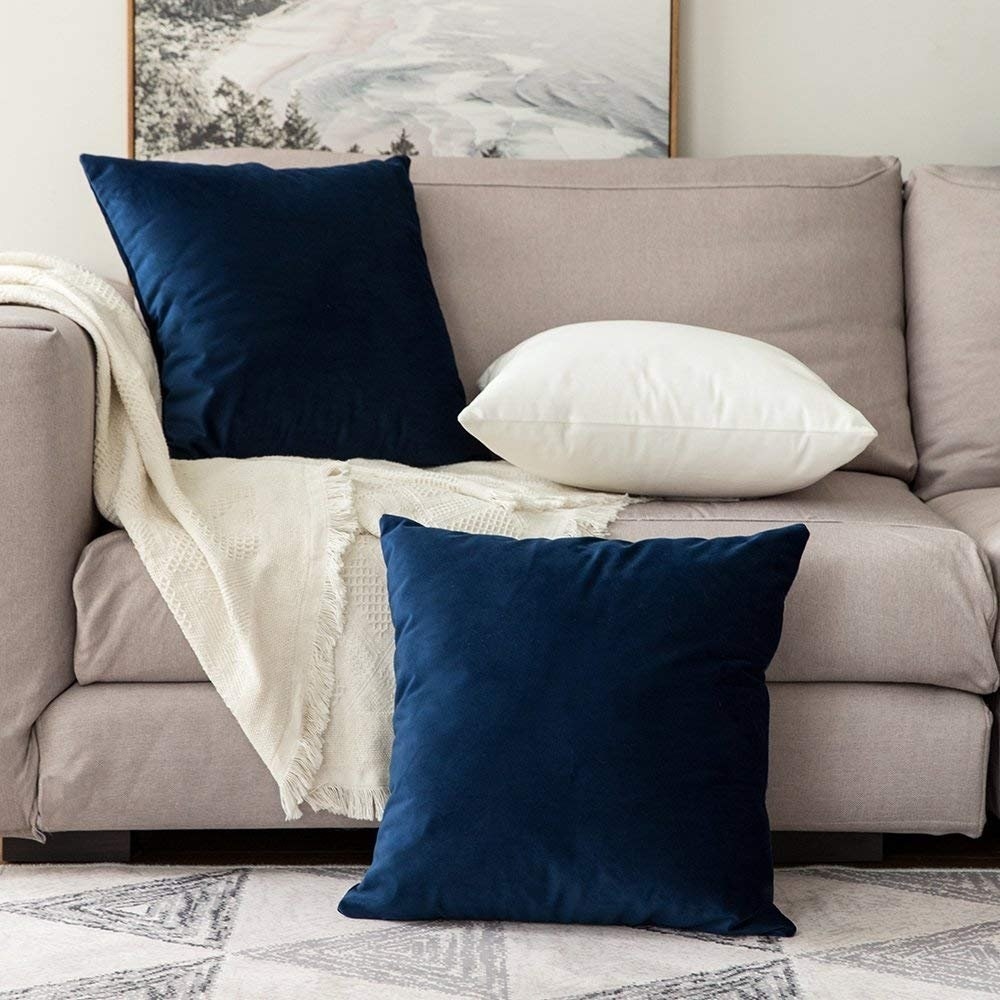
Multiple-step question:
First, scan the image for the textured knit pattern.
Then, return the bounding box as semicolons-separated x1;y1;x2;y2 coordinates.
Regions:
0;254;637;822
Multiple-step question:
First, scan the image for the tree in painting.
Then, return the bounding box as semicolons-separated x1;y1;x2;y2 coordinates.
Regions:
134;0;328;156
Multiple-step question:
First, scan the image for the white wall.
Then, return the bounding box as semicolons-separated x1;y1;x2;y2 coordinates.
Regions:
0;1;129;276
679;0;1000;166
1;0;999;276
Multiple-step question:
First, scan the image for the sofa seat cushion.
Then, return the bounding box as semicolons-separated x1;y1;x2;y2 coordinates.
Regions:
34;682;990;836
614;474;998;693
72;471;998;694
930;489;1000;577
927;488;1000;814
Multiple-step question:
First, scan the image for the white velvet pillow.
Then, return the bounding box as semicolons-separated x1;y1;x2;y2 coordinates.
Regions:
459;321;877;498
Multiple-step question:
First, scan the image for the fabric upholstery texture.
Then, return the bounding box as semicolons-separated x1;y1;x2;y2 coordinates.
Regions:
617;476;999;691
32;682;989;837
905;166;1000;499
73;530;189;687
80;154;481;465
0;306;98;839
34;685;374;833
168;149;915;481
767;684;990;835
928;488;1000;814
73;472;998;695
339;516;806;932
931;490;1000;584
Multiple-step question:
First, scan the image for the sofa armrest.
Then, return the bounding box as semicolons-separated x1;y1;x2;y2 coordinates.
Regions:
0;306;98;839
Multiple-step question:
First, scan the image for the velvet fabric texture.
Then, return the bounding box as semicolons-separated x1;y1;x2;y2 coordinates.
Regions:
80;154;482;464
339;515;809;934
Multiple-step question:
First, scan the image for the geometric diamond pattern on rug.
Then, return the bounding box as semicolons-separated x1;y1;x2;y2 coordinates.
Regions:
0;957;221;999
6;866;1000;999
560;958;801;999
807;866;1000;906
243;922;508;998
0;870;248;948
283;866;367;881
809;919;1000;995
644;926;784;953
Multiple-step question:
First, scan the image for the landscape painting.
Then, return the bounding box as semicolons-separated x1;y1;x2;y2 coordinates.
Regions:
131;0;677;159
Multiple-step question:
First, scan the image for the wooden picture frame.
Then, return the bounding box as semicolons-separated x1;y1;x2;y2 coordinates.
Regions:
670;0;681;156
128;0;679;159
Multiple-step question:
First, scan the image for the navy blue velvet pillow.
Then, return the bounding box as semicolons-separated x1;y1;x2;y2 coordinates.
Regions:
81;154;483;464
339;516;808;935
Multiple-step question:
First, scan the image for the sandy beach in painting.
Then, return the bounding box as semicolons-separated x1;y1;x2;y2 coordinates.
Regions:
204;0;670;157
209;1;396;94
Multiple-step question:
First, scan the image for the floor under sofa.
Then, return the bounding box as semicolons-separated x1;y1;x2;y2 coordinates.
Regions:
9;821;1000;868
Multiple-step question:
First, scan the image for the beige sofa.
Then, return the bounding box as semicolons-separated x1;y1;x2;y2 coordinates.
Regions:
2;153;999;860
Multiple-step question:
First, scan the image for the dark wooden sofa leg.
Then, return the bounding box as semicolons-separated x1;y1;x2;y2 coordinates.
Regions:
772;831;884;865
2;831;132;864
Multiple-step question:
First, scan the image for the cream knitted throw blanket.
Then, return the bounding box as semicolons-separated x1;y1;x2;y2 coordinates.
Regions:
0;255;637;820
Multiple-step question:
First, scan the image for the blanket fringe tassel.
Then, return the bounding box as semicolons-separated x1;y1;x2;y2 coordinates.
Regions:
306;784;391;823
278;468;357;821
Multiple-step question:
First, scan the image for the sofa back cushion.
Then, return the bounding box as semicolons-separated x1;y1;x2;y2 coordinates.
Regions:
167;150;914;480
904;166;1000;499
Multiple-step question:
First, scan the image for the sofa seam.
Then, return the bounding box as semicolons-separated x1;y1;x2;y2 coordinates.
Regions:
772;822;983;833
467;416;876;436
0;321;60;333
977;697;992;832
922;165;1000;191
614;515;987;535
413;165;891;193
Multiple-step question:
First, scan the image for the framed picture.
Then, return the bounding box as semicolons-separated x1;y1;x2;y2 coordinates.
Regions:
129;1;679;160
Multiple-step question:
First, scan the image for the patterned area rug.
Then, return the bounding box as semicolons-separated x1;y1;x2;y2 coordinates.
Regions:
2;865;1000;998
